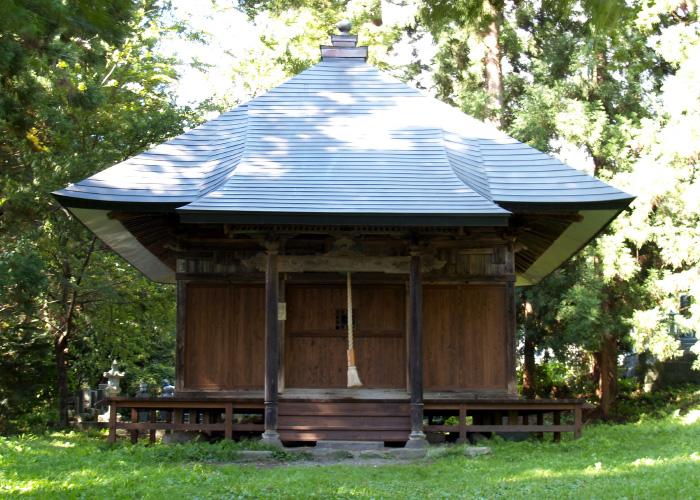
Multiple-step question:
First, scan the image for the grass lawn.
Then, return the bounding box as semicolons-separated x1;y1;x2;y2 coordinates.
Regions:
1;406;699;499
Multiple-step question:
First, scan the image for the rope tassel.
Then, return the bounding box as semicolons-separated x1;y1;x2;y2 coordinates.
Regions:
346;272;362;388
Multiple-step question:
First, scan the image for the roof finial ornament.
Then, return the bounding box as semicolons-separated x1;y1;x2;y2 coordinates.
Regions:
337;20;352;34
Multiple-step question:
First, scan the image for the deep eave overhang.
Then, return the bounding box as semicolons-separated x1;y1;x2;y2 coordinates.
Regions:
53;193;513;227
513;205;633;286
52;192;186;213
499;198;635;214
176;210;511;227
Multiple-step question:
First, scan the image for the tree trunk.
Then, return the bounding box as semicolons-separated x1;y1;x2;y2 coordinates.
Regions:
55;334;69;427
56;258;73;428
53;237;96;427
595;333;618;418
592;351;601;388
483;1;504;129
522;333;536;398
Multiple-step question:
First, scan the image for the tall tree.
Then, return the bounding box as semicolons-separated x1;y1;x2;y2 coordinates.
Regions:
616;0;700;366
417;0;629;129
418;0;505;127
0;0;199;428
511;0;698;414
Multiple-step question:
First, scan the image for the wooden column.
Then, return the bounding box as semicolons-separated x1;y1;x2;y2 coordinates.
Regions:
407;253;427;448
130;408;139;444
149;410;157;444
574;405;583;440
262;248;283;446
225;402;233;441
108;400;117;444
508;410;519;426
553;410;562;443
278;275;286;393
458;404;468;445
505;281;518;395
175;259;186;392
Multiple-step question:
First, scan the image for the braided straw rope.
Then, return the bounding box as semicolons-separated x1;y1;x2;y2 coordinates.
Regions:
346;272;362;387
347;272;354;350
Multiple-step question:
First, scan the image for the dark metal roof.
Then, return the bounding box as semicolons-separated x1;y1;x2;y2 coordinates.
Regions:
53;39;634;284
56;105;248;204
54;58;632;222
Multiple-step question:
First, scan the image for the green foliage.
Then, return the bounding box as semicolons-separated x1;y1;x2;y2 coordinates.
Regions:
0;0;203;428
610;383;700;423
510;1;700;412
218;0;406;113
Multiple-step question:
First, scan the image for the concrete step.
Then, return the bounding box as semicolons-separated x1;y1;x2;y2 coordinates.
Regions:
315;440;384;450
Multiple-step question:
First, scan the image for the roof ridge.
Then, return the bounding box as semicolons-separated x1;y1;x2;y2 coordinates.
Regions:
443;129;493;202
195;105;249;198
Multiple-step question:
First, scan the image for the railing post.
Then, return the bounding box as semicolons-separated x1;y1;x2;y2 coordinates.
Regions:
574;405;582;439
108;400;117;444
130;408;138;444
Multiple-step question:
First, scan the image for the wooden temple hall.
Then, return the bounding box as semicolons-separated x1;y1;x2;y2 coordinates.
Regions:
54;24;633;447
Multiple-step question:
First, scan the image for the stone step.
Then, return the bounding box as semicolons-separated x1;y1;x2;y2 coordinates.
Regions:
315;440;384;450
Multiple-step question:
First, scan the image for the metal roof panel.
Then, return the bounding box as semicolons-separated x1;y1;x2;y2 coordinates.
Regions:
55;58;632;221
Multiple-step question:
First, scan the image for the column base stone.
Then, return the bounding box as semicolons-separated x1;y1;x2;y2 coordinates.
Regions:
405;432;428;449
261;430;283;448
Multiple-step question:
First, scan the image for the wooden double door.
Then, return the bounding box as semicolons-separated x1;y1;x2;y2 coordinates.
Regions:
284;284;406;389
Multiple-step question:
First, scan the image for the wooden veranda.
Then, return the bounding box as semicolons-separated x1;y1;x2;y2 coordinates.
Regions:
102;391;594;445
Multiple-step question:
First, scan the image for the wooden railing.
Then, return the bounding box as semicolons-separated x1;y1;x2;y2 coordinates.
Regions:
100;397;264;444
101;396;593;444
424;399;595;443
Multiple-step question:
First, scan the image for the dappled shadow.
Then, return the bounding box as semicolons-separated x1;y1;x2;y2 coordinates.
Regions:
2;415;699;498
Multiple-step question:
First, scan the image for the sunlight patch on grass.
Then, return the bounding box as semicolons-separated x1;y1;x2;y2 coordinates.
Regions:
632;457;661;467
49;440;75;448
2;401;699;500
682;409;700;424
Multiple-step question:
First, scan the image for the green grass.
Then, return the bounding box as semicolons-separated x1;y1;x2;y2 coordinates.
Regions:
2;406;699;499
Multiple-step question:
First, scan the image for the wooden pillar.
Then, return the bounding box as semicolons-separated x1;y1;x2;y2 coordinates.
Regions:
262;248;283;447
505;281;517;395
130;408;138;444
458;404;468;445
164;410;172;435
508;410;519;426
175;259;186;392
173;408;183;426
407;253;427;448
225;403;233;441
108;400;117;444
574;405;582;440
149;410;157;444
278;275;286;393
553;410;561;443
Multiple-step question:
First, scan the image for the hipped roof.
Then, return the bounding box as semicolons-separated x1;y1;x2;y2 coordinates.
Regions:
53;45;634;285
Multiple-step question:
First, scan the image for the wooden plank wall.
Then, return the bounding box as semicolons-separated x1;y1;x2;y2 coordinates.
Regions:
423;284;507;391
431;246;514;279
179;242;515;394
285;284;405;389
184;283;265;390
